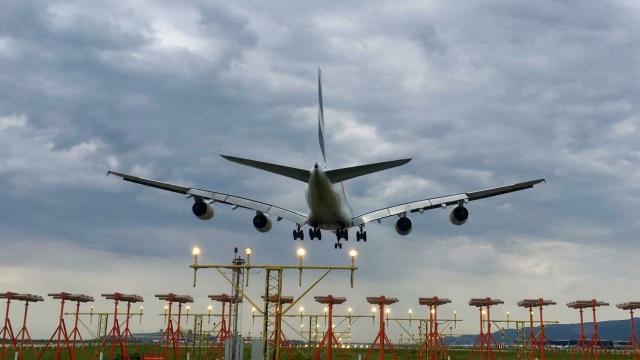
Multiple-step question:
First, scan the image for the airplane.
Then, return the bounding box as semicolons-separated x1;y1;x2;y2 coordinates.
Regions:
108;69;545;249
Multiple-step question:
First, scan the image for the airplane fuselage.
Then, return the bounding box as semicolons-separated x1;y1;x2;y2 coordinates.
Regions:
305;163;353;230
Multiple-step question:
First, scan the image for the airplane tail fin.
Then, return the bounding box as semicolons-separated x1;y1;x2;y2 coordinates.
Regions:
220;155;311;182
317;67;326;164
325;158;411;183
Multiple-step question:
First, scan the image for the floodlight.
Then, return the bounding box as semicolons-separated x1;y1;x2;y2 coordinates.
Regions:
192;247;201;256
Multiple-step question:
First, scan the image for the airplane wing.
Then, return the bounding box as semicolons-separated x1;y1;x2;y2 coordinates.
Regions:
107;171;308;225
351;178;545;226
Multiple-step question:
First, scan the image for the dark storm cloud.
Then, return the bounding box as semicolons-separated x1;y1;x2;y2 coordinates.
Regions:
1;0;640;337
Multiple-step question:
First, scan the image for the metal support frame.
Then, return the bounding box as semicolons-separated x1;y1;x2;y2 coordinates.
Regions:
264;293;295;360
209;294;239;360
467;297;505;360
567;299;609;360
229;255;245;360
1;293;44;360
364;296;399;360
15;295;43;360
617;302;640;360
167;311;223;360
517;298;556;360
37;293;94;360
312;295;346;360
418;297;452;360
97;293;144;360
156;293;194;360
0;294;16;360
190;247;358;360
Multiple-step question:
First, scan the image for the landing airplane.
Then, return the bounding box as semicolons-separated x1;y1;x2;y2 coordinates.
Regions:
108;70;544;249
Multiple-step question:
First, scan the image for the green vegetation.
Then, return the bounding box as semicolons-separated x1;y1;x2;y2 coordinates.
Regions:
2;345;631;360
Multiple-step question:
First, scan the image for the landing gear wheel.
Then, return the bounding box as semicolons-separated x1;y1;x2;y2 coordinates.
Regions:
293;228;304;241
309;228;322;240
334;243;338;249
339;243;343;249
356;230;367;242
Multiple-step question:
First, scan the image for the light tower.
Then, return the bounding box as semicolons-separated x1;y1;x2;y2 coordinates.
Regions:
0;293;43;360
313;295;346;360
37;293;94;360
616;302;640;359
567;299;609;360
262;295;295;360
156;293;194;360
517;298;556;360
365;296;399;360
418;296;451;360
468;297;505;360
98;293;144;360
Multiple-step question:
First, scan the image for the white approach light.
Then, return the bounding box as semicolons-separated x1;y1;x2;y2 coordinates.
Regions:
192;246;201;256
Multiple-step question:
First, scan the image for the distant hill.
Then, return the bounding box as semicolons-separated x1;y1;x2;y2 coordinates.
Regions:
446;318;639;345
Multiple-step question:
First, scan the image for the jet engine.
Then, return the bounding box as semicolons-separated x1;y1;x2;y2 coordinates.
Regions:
192;201;214;220
395;216;412;235
449;205;469;225
253;213;272;233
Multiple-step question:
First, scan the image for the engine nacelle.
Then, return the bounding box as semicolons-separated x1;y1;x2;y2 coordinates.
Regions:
253;213;272;233
395;216;412;235
192;201;214;220
449;205;469;225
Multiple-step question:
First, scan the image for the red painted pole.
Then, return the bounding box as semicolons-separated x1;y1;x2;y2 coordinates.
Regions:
379;303;385;360
1;297;16;353
327;303;333;360
486;305;492;359
539;303;546;360
124;302;132;342
591;305;599;360
164;301;173;360
17;302;29;360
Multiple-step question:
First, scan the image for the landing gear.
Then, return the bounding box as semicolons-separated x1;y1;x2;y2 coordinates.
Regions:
293;225;304;240
356;225;367;242
308;227;322;240
334;229;348;249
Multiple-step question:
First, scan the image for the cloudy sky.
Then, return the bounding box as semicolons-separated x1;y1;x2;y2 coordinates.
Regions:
1;0;640;341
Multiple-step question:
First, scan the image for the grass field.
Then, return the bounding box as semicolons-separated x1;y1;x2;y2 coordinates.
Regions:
1;344;633;360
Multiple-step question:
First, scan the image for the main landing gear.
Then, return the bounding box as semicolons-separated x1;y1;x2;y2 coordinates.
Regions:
356;225;367;242
309;227;322;240
293;225;304;240
334;229;348;249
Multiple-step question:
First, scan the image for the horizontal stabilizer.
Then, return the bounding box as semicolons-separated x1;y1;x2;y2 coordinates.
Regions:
325;158;411;183
221;155;311;183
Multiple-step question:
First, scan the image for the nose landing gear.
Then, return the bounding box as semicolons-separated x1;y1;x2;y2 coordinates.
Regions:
334;229;348;249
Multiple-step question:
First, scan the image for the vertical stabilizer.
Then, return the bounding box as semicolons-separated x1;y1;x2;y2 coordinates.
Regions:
317;68;326;164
